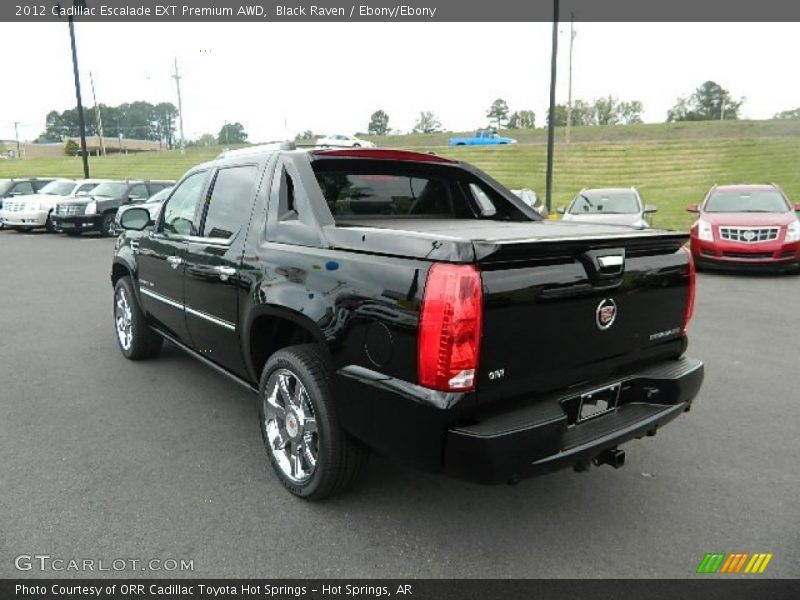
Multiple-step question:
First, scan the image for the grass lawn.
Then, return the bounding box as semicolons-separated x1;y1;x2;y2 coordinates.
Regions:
2;120;799;232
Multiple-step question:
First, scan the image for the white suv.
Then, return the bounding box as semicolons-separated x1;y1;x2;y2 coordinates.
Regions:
0;179;108;232
316;134;376;148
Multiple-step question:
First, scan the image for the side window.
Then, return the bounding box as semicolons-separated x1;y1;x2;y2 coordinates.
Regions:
201;165;258;240
160;172;207;236
14;182;34;195
469;183;497;217
77;183;95;194
30;181;47;192
279;167;296;218
129;184;148;200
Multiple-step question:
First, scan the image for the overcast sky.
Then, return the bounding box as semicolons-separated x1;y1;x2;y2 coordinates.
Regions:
1;22;798;142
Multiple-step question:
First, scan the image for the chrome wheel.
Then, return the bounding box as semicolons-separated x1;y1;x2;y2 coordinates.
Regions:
105;215;116;236
263;368;318;483
114;287;133;351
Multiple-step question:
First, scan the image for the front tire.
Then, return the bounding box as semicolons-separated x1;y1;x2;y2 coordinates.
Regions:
258;345;367;500
101;213;117;237
113;277;163;360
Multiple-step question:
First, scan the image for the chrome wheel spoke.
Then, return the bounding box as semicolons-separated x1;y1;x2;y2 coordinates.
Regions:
263;368;319;484
114;289;133;351
303;417;317;434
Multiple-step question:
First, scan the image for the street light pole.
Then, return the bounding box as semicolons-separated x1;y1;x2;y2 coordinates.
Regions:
566;12;576;144
89;70;106;156
172;57;186;154
14;121;21;158
68;10;90;178
545;0;560;216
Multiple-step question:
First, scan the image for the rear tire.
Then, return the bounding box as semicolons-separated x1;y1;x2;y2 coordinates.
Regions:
258;344;367;500
113;277;163;360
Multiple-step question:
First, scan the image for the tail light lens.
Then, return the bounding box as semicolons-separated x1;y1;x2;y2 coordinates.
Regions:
681;246;696;333
418;264;483;392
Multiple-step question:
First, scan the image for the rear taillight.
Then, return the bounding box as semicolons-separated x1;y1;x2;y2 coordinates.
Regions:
681;246;696;333
418;264;483;392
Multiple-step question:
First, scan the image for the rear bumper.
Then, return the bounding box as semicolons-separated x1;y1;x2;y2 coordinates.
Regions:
443;357;704;484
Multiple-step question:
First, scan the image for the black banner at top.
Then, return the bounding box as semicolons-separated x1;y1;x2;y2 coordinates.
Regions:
3;0;800;22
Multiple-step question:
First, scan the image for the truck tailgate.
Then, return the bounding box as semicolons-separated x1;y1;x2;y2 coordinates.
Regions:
473;228;691;404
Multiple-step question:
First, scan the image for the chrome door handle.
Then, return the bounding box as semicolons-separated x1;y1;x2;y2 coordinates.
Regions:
215;266;237;281
129;240;139;252
167;255;183;269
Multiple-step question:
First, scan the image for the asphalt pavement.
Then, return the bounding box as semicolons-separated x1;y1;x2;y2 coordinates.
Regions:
0;230;797;578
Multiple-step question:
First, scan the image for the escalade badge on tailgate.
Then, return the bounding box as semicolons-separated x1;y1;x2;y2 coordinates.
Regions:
596;298;618;330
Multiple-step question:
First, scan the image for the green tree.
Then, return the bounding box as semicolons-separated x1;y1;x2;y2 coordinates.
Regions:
64;139;79;156
368;110;390;136
667;81;743;122
618;100;644;124
218;122;248;144
507;110;535;129
412;111;442;134
295;130;315;141
486;98;510;129
774;107;800;120
594;96;620;126
551;100;594;127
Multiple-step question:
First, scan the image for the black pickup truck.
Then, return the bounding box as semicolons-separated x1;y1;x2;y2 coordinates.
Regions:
113;146;703;499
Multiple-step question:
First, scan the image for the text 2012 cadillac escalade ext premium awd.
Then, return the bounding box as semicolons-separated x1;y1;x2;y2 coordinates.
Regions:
112;146;703;500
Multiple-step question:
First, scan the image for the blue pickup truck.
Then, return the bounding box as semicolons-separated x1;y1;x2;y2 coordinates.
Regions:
449;129;518;146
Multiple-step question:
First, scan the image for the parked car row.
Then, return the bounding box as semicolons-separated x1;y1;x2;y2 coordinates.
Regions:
0;178;174;236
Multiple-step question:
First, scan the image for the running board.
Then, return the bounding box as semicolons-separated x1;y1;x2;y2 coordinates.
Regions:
152;327;258;394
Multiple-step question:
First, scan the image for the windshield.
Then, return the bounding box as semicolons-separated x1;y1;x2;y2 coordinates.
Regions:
147;187;172;204
311;159;532;222
38;180;77;196
569;191;640;214
91;182;129;197
704;190;789;213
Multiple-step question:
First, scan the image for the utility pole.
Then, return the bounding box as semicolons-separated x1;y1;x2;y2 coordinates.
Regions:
172;57;186;154
545;0;560;216
68;12;90;178
13;121;20;158
89;71;106;156
565;12;576;144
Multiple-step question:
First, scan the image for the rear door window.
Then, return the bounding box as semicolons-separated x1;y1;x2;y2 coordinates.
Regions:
201;165;259;240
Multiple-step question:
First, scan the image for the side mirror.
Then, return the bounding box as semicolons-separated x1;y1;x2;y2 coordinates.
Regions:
686;204;700;213
643;204;658;214
120;207;152;231
556;206;566;214
794;203;800;212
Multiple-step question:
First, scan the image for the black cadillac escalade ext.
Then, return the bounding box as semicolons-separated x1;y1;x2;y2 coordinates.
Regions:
112;146;703;500
53;179;174;236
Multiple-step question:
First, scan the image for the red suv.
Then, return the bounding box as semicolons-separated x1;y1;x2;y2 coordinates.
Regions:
688;184;800;271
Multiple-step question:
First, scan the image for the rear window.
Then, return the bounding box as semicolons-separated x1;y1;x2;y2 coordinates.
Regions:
311;159;529;222
569;191;639;214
